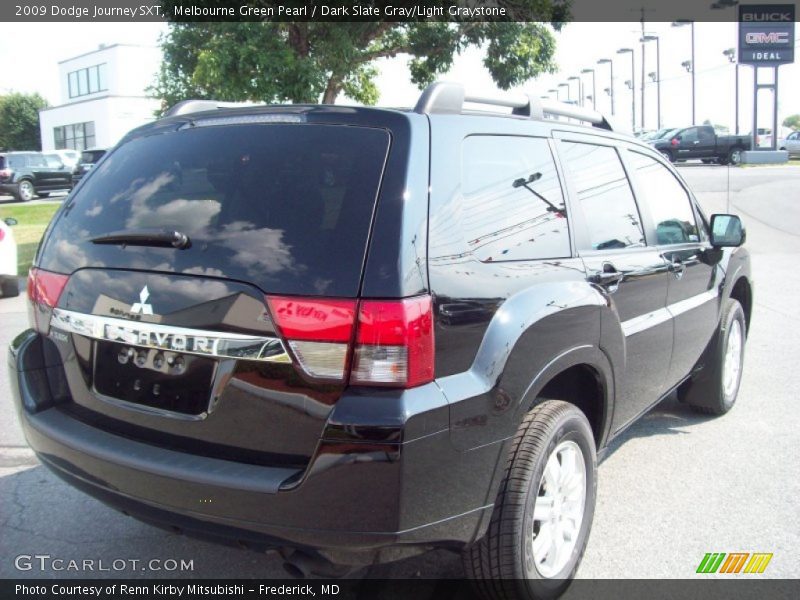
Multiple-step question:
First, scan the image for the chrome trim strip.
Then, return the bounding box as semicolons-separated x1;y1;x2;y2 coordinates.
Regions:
622;288;718;337
667;289;718;318
50;308;291;363
621;308;672;337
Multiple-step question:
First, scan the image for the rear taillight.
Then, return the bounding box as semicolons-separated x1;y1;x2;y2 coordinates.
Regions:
267;294;434;388
0;168;12;181
670;138;679;147
352;297;434;387
28;268;69;333
0;229;4;242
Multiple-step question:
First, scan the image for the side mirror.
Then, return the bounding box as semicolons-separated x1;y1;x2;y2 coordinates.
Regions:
4;217;18;226
710;214;745;247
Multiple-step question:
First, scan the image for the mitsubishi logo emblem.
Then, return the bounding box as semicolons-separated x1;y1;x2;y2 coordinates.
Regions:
131;285;153;315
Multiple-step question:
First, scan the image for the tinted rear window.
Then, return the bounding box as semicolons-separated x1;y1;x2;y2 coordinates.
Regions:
80;150;105;163
41;124;390;297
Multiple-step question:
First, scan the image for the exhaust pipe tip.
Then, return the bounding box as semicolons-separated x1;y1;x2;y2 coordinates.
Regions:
282;561;307;579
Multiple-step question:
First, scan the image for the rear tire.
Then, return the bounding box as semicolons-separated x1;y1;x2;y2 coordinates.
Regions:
679;298;746;416
463;400;596;600
37;192;50;198
659;150;674;162
15;180;35;202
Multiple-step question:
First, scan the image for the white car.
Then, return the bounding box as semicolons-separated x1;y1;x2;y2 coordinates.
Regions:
52;149;80;170
0;217;19;297
779;131;800;158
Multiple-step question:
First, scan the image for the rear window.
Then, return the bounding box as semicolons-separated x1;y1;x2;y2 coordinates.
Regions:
41;124;390;297
80;150;105;163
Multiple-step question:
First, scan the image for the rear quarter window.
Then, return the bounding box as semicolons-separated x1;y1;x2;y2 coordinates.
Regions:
429;135;570;264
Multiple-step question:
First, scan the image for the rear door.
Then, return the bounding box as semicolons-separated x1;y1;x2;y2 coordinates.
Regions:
558;139;673;431
625;150;718;387
27;153;55;189
38;120;392;467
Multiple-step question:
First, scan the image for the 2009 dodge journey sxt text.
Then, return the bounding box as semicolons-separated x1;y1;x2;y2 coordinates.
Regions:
10;82;751;599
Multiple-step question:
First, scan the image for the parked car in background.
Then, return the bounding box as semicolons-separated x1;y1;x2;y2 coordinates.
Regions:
0;152;73;201
71;148;107;188
755;128;773;149
52;149;80;170
778;131;800;157
0;217;19;297
650;125;752;165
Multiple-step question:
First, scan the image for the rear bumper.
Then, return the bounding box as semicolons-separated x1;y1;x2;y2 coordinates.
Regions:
0;182;18;195
9;329;499;564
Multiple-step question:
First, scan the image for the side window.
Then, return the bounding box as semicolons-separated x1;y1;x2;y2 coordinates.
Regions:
698;127;715;143
627;151;700;245
680;128;698;143
456;136;570;262
559;142;644;250
28;154;47;168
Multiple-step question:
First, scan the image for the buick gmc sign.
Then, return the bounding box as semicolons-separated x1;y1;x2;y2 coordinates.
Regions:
739;4;795;65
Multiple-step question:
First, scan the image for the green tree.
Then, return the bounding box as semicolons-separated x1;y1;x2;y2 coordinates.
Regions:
154;3;567;108
0;92;49;151
783;114;800;131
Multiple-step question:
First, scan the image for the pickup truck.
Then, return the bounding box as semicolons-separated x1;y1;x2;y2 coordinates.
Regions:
650;125;752;165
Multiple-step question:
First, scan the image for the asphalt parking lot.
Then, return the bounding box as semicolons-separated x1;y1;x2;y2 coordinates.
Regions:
1;165;799;580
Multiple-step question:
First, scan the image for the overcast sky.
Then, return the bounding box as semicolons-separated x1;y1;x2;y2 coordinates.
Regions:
1;20;797;135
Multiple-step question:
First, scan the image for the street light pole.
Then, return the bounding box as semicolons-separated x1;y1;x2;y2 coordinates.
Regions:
723;48;739;134
548;88;560;101
581;68;596;109
642;35;661;130
617;48;635;131
673;20;696;124
598;58;614;115
559;82;570;102
568;76;582;106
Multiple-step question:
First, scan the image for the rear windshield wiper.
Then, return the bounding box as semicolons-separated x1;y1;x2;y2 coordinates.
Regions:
90;229;191;249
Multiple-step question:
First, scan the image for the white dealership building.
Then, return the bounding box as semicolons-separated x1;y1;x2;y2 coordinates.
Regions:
39;44;161;152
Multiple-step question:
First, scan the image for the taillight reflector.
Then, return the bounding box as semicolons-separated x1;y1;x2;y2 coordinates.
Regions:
670;138;679;147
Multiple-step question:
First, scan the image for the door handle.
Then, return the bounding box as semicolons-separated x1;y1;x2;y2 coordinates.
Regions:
591;264;624;288
668;259;686;279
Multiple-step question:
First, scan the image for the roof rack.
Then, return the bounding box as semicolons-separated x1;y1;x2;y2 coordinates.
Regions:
163;99;258;118
413;81;615;132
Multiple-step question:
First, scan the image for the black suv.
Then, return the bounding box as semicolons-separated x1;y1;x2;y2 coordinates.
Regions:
10;83;751;597
71;147;107;188
0;151;72;201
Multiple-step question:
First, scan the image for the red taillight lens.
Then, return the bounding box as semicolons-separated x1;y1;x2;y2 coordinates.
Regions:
352;296;434;388
0;168;12;181
27;268;69;332
267;296;357;380
670;138;679;147
0;228;4;242
266;297;356;342
266;294;435;388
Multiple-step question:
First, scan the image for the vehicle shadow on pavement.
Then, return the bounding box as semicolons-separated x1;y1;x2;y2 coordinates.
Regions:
601;394;715;460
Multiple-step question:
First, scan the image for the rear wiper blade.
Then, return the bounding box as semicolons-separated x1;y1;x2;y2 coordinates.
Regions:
90;229;191;249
